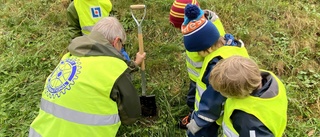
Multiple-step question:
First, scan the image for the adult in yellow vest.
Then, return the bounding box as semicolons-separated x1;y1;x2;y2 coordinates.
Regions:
67;0;112;39
181;4;250;137
28;17;146;137
209;56;288;137
169;0;226;129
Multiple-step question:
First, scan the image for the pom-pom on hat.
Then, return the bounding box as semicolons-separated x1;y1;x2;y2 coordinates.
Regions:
181;4;220;52
169;0;199;28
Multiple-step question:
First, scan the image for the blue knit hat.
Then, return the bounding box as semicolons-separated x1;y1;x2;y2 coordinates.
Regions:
181;4;220;52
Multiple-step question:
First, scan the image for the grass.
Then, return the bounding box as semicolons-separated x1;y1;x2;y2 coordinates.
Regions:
0;0;319;136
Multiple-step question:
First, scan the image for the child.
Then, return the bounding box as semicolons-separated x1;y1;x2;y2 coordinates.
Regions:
181;4;250;137
209;56;288;137
169;0;227;129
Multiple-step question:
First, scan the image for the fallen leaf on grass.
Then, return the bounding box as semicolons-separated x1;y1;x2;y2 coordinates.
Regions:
307;129;315;136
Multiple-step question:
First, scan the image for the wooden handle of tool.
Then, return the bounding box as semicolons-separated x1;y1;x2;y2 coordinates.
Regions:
130;5;146;10
138;33;145;70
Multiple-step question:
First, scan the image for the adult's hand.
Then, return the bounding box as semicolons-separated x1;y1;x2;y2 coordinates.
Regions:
134;52;146;65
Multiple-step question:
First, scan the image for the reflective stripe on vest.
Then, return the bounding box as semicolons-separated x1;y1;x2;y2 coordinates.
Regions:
222;70;287;137
194;46;249;111
222;122;239;137
74;0;112;35
186;51;203;82
41;98;120;125
186;55;203;68
194;81;205;113
29;128;42;137
195;82;205;101
29;53;126;137
187;67;199;78
185;19;226;82
222;123;258;137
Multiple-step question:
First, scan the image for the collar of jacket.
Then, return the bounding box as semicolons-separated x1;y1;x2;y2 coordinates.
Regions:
68;31;124;60
251;72;278;98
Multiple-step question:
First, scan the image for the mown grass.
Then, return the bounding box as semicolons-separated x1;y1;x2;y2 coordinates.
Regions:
0;0;319;137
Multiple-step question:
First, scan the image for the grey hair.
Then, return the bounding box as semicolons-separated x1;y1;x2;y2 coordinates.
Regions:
92;17;126;43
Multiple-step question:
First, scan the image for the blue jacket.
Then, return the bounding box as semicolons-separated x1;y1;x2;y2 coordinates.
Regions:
188;38;248;137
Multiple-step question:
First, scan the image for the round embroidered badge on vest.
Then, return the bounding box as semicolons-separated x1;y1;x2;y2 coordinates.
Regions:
45;58;81;99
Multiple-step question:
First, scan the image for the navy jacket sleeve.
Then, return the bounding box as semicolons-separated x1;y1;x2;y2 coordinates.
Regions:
192;57;226;127
231;110;274;137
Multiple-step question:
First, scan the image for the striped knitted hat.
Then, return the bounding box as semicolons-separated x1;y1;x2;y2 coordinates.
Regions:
181;4;220;52
169;0;199;28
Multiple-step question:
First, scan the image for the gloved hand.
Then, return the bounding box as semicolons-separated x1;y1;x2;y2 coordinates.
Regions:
121;48;131;61
203;9;219;22
224;34;238;46
186;119;202;135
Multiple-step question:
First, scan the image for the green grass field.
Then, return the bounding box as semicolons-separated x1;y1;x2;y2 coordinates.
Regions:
0;0;319;136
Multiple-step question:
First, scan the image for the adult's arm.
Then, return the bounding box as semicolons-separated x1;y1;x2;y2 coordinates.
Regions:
231;110;274;137
67;2;82;39
110;69;141;125
126;60;139;74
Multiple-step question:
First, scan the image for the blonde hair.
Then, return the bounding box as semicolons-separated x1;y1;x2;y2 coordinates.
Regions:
92;17;126;43
198;37;225;57
209;56;261;98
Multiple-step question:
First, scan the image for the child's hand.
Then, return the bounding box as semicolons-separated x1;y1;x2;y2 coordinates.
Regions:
134;52;146;65
186;119;202;135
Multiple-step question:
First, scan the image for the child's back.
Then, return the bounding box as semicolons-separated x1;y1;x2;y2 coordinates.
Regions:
209;56;288;137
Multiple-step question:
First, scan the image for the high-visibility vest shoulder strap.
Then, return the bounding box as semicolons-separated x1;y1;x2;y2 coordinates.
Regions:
186;51;204;82
199;46;249;82
212;18;226;36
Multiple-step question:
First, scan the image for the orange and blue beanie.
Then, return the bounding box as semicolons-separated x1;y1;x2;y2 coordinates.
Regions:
169;0;199;28
181;4;220;52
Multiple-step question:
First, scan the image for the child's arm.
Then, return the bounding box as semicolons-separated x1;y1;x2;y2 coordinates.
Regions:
187;57;226;135
231;110;274;137
187;85;226;134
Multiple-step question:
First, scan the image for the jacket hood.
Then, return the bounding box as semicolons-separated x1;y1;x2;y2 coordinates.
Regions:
251;72;279;98
68;31;124;60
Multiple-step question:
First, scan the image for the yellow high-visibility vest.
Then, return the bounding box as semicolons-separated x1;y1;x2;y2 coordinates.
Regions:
29;53;127;137
186;18;226;82
74;0;112;35
194;46;249;125
222;70;287;137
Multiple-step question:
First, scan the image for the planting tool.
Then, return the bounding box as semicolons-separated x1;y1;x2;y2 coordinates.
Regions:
130;4;157;117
